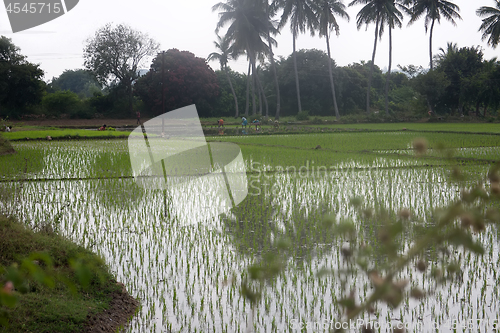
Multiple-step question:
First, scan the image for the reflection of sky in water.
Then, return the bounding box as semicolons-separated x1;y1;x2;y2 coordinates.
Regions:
0;143;498;332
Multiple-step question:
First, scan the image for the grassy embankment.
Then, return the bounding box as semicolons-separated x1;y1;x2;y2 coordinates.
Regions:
0;216;130;333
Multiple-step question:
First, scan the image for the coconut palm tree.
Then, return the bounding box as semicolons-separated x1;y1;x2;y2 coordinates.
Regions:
264;0;282;119
433;41;458;67
213;0;272;117
207;33;240;118
349;0;405;114
275;0;319;114
382;1;406;115
405;0;461;70
316;0;349;120
477;0;500;49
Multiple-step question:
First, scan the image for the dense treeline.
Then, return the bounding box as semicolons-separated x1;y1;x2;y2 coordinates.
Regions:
1;38;499;120
1;0;500;122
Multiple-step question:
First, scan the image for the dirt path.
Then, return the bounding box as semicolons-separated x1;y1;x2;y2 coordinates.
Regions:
83;287;139;333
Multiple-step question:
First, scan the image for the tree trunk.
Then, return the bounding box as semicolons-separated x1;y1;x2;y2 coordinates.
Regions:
268;31;281;120
292;31;302;114
128;79;133;117
426;19;435;115
384;26;392;116
257;73;262;115
256;68;268;117
429;18;435;70
325;30;340;120
224;66;239;118
251;58;257;116
367;17;380;114
245;61;251;117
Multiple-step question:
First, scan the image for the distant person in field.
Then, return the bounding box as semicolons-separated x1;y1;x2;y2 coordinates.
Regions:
218;118;224;128
99;124;107;131
241;117;248;128
252;119;261;131
136;111;141;124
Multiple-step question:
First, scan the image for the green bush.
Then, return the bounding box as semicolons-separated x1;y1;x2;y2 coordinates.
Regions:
311;117;323;124
296;110;310;121
42;91;81;117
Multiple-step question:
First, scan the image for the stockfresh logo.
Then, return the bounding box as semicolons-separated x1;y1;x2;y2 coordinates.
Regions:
128;105;248;227
3;0;79;33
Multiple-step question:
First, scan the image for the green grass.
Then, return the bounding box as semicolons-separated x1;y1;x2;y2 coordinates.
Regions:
3;129;131;141
0;216;122;333
301;122;500;133
212;131;500;152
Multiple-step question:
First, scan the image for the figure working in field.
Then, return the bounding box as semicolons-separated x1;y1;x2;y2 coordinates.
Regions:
136;111;141;124
218;119;224;128
241;117;248;128
252;119;261;131
99;124;107;131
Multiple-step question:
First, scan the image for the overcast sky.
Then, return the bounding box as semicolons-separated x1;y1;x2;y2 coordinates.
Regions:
0;0;498;81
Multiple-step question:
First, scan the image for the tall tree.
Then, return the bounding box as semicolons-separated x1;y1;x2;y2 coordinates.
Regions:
383;1;406;115
434;44;484;114
213;0;271;117
405;0;461;70
275;0;319;114
83;23;159;116
349;0;404;114
477;0;500;49
0;36;45;117
317;0;349;120
134;49;219;117
207;33;240;117
50;69;101;98
264;0;282;119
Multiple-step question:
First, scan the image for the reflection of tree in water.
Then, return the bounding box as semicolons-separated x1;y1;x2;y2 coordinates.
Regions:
223;179;337;266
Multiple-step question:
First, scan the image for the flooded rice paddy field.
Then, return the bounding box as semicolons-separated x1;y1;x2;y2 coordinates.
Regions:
1;131;500;332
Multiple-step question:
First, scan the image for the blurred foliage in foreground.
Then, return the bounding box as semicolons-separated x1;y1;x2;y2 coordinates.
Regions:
238;138;500;331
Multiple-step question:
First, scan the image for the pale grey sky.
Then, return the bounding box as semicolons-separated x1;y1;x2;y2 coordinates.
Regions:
0;0;498;81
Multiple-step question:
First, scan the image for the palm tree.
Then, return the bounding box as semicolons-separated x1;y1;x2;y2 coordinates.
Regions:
264;0;282;119
433;41;458;67
207;33;240;118
382;1;406;115
317;0;350;120
349;0;405;114
213;0;271;117
477;0;500;49
275;0;319;114
405;0;461;70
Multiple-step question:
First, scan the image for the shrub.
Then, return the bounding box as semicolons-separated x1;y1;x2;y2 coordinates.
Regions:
311;117;323;124
42;91;81;117
296;110;310;121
